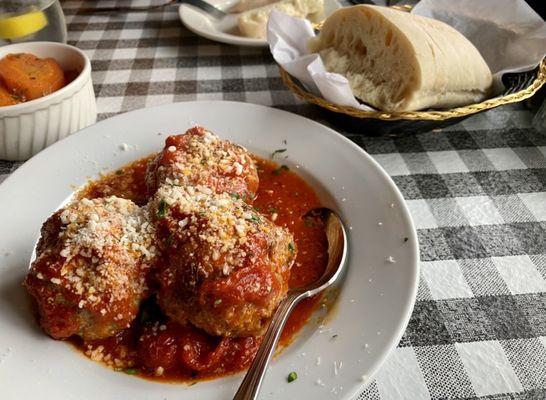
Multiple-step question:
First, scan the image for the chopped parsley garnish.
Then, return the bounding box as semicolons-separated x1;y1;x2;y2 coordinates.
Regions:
250;215;260;223
288;242;295;253
123;368;139;375
253;206;261;212
140;309;152;324
287;371;297;383
304;217;315;227
268;206;278;214
231;192;249;202
214;299;222;306
157;200;168;219
271;148;287;159
273;165;290;176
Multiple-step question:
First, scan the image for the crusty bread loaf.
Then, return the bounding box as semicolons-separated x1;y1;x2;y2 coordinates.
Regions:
238;0;324;39
308;5;493;112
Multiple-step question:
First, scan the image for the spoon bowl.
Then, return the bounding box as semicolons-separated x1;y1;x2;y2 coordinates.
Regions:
233;207;348;400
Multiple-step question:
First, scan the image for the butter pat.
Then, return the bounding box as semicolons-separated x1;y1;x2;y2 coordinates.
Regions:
238;0;324;39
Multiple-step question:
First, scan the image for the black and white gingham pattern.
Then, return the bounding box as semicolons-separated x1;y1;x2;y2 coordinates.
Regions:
352;116;546;400
1;2;545;398
61;0;296;121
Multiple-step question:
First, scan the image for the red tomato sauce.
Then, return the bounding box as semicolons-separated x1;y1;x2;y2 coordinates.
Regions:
72;155;328;382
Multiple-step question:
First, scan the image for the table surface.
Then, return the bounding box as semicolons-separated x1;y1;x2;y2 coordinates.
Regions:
2;1;546;399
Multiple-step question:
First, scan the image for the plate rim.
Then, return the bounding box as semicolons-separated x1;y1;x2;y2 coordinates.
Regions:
0;101;419;399
179;3;267;47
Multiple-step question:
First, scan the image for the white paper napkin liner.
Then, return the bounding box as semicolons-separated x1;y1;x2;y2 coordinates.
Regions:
267;10;373;110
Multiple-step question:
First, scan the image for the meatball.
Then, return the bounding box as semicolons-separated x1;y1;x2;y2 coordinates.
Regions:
24;197;157;340
151;185;295;337
145;126;259;201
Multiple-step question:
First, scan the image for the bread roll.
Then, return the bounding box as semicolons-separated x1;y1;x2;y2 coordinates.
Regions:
308;5;493;112
238;0;324;39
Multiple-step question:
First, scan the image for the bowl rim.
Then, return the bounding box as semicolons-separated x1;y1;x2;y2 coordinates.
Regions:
0;41;92;114
279;58;546;121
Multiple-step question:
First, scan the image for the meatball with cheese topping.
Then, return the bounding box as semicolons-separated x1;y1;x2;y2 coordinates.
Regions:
152;185;295;337
24;197;157;340
146;126;259;201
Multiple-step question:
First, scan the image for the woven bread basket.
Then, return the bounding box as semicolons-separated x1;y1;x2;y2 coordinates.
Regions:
279;4;546;134
279;59;546;134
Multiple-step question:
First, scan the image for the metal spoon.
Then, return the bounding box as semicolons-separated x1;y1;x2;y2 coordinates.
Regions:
78;0;227;20
233;207;348;400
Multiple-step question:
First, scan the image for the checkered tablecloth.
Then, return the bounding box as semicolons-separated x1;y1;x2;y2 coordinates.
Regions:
2;1;546;399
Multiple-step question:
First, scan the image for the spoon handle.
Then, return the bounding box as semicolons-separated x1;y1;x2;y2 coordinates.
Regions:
233;292;305;400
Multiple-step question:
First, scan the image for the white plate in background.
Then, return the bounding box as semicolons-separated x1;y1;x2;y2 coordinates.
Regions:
0;101;418;400
178;0;342;47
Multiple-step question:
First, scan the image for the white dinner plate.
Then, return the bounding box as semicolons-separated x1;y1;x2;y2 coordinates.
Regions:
0;101;418;400
178;0;342;47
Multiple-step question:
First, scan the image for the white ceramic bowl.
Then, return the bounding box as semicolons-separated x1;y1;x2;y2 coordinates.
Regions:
0;42;97;161
0;101;419;400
